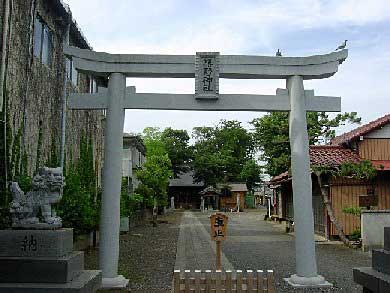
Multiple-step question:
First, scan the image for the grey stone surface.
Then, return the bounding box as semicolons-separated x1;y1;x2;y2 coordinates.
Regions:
0;270;101;293
0;229;73;257
362;211;390;251
69;88;341;112
10;167;64;228
353;267;390;292
64;45;348;80
385;227;390;251
0;251;84;283
372;249;390;275
353;267;379;292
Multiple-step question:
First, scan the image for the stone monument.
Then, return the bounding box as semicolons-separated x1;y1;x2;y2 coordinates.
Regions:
171;196;175;210
353;227;390;292
0;167;102;292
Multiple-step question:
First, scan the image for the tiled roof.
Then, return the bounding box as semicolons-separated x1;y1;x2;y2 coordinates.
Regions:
225;183;248;192
309;145;361;167
331;114;390;146
270;145;361;184
269;171;290;185
169;171;204;187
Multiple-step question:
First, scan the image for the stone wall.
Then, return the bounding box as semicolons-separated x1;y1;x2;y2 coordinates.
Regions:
361;210;390;251
1;0;104;186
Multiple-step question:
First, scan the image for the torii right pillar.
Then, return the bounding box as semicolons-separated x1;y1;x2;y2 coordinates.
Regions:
285;75;332;288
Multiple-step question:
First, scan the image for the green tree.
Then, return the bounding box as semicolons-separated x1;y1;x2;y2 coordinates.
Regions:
161;128;192;177
136;127;173;208
135;155;173;207
250;112;361;177
239;159;263;191
192;120;253;186
142;127;166;156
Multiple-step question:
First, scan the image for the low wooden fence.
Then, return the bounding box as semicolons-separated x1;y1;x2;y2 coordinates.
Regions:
173;269;275;292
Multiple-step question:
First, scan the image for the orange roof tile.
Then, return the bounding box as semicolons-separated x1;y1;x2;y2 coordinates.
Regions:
331;114;390;146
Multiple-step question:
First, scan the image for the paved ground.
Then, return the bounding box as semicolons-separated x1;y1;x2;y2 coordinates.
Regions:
176;209;372;293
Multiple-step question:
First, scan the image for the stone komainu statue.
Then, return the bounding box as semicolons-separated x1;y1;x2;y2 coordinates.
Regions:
10;167;65;228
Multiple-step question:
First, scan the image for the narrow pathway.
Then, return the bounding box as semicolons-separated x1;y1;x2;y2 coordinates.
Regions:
174;211;234;271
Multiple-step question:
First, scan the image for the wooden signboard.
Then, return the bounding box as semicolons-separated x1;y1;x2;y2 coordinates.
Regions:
210;213;228;241
210;213;228;270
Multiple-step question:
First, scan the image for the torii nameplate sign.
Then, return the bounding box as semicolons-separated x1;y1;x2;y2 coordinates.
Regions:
64;45;347;289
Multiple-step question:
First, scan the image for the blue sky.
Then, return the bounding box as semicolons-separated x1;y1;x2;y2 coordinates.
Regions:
65;0;390;135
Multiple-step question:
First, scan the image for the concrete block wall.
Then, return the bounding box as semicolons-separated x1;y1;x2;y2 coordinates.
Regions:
361;210;390;251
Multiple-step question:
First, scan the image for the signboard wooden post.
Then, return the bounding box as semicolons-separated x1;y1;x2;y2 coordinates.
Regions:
210;213;228;270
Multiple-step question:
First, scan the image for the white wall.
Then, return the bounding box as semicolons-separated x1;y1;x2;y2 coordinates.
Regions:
361;210;390;251
122;148;132;177
365;124;390;139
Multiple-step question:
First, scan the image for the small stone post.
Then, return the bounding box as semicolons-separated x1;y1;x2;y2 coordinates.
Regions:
99;73;128;288
285;75;330;287
171;196;175;210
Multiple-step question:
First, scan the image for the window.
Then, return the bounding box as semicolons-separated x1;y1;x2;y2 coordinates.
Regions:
33;17;42;58
89;77;97;93
65;58;78;87
65;57;71;80
42;26;53;65
71;61;78;86
33;15;53;66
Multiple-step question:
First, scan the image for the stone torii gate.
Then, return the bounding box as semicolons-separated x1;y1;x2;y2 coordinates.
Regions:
64;46;347;289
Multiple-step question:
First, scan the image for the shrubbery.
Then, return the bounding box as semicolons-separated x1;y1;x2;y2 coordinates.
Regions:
57;168;100;236
57;134;100;236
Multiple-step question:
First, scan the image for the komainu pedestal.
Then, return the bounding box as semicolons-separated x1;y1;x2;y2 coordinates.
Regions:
0;167;101;292
354;227;390;292
0;229;101;292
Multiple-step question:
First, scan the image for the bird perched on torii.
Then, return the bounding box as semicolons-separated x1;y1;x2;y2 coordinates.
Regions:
336;40;348;51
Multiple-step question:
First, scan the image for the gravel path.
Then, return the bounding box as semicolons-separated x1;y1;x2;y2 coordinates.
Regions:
84;209;371;292
195;209;371;293
84;211;182;292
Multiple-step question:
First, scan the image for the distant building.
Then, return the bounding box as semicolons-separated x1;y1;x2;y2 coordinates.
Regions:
270;114;390;239
200;182;248;211
254;182;272;206
122;133;146;193
169;171;204;209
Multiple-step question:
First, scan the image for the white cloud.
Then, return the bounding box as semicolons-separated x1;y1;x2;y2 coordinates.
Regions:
64;0;390;135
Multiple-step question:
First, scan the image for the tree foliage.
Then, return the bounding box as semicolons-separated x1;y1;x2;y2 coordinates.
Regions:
239;159;263;191
161;128;192;177
57;133;99;236
135;128;173;208
192;120;254;186
251;112;361;176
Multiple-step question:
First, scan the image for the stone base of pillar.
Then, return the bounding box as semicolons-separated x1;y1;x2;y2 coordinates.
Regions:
101;275;129;289
284;274;332;288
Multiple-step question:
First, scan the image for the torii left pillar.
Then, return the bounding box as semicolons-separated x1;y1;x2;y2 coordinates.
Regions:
99;73;129;288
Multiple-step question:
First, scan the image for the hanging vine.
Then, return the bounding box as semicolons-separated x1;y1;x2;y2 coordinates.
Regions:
313;160;377;247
